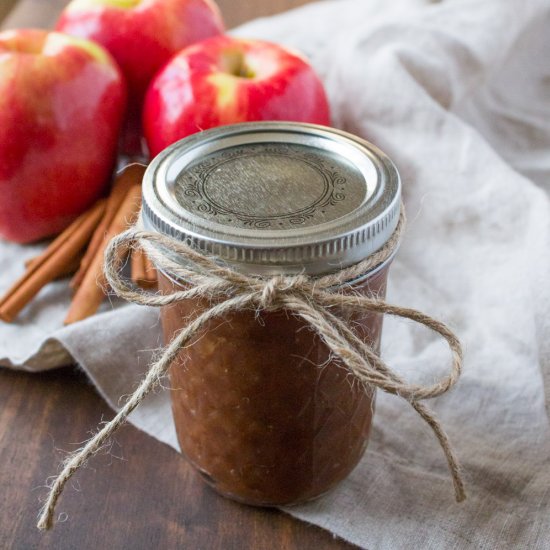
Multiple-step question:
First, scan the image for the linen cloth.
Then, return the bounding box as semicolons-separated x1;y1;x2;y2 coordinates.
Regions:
2;0;550;547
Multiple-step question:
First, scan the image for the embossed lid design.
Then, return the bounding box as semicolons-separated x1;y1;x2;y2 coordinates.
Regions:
142;122;401;275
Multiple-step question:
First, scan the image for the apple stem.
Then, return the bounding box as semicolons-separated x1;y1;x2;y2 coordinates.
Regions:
221;51;255;79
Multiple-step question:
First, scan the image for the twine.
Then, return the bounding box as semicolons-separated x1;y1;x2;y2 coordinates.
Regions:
37;207;466;531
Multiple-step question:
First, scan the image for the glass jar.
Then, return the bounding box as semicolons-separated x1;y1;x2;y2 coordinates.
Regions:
142;122;401;506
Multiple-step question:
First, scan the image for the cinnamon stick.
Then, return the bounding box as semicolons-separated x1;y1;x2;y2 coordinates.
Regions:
71;163;146;290
24;257;37;269
64;184;142;325
55;253;85;279
130;248;147;284
23;208;98;271
25;252;83;277
131;248;157;289
0;200;106;323
143;252;158;288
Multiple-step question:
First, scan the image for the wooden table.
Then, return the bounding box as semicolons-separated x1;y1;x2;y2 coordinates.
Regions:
0;1;355;548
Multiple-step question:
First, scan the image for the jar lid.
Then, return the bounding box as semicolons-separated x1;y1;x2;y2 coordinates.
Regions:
142;122;401;276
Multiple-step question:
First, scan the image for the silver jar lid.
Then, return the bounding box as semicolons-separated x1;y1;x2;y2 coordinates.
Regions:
142;122;401;276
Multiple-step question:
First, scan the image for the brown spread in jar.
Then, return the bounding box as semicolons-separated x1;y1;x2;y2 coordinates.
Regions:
160;265;389;505
141;122;401;506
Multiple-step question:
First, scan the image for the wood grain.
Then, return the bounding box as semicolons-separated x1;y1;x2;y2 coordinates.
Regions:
0;0;18;24
0;1;356;548
1;0;68;29
0;368;354;549
217;0;313;29
0;0;313;29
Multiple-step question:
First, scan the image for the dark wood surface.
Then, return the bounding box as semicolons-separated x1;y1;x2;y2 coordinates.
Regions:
0;1;354;549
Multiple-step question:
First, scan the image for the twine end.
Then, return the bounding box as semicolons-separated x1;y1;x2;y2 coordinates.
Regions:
454;478;467;503
37;512;53;531
455;489;467;503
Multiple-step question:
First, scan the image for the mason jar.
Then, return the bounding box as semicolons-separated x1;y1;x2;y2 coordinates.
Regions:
141;122;401;506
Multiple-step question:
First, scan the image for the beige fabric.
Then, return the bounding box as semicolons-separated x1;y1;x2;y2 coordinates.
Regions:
1;0;550;547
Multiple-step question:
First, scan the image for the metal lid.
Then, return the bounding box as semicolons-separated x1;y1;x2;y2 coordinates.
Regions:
142;122;401;276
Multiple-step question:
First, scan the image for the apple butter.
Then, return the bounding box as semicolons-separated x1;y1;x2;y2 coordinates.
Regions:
159;264;389;505
141;122;401;506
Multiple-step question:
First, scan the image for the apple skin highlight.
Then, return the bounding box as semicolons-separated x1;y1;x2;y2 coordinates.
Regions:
0;30;126;243
143;36;331;158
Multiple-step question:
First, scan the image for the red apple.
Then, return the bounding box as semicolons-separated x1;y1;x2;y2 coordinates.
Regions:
0;29;126;243
56;0;225;105
143;36;331;157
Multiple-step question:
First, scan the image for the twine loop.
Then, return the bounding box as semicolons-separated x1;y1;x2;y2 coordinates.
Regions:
37;206;466;531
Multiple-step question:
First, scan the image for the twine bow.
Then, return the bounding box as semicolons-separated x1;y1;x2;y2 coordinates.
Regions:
37;207;466;531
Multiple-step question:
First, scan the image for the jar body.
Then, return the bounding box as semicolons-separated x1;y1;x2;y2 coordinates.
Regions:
159;264;390;506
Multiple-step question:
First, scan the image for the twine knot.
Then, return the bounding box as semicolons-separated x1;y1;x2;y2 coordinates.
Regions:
259;274;309;309
37;205;466;531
